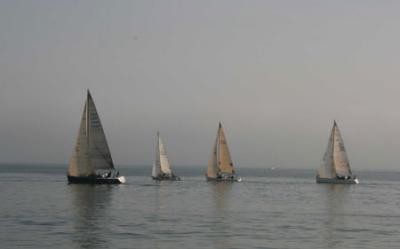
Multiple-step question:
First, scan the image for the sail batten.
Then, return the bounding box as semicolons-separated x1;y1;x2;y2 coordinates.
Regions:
68;91;115;177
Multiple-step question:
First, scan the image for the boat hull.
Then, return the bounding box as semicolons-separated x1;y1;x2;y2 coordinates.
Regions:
152;175;181;181
67;175;123;184
206;175;242;182
316;176;359;184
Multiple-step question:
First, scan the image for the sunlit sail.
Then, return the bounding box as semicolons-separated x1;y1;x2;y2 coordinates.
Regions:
206;123;241;182
152;131;181;181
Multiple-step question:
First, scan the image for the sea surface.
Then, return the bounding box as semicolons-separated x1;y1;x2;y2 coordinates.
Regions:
1;164;400;249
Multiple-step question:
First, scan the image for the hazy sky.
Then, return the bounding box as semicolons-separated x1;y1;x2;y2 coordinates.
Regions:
1;1;400;170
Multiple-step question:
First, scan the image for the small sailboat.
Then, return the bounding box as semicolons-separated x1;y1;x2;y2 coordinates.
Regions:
67;90;126;184
206;122;241;182
316;121;359;184
152;131;181;181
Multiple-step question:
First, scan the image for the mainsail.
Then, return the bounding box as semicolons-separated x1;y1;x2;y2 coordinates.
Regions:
207;135;219;178
318;121;352;178
68;90;115;177
207;123;235;177
152;132;173;177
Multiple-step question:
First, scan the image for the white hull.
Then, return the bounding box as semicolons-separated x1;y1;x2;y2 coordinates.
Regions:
118;176;126;183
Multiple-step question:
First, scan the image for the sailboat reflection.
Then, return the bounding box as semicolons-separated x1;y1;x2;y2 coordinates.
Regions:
69;185;115;249
209;182;234;248
320;184;350;248
211;182;233;210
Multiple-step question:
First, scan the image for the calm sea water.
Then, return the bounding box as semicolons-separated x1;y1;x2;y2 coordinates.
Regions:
1;164;400;249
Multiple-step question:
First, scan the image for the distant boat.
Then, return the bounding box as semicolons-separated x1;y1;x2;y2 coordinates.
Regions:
67;90;126;184
206;122;241;182
152;131;181;181
316;121;359;184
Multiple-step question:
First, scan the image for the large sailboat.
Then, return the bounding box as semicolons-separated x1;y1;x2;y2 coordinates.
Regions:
206;122;241;182
152;132;181;181
67;90;126;184
316;121;359;184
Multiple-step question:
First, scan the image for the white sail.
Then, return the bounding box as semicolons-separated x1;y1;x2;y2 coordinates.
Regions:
207;123;236;177
332;123;352;176
158;135;172;175
207;134;219;178
68;101;92;176
68;90;114;177
318;124;335;178
318;121;352;178
152;162;161;178
153;132;174;177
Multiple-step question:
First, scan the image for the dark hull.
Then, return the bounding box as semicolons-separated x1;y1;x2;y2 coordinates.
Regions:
316;176;358;184
67;175;122;184
152;175;181;181
206;176;241;182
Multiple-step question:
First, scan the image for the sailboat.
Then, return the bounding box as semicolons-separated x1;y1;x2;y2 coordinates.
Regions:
67;90;126;184
316;121;359;184
152;132;181;181
206;122;241;182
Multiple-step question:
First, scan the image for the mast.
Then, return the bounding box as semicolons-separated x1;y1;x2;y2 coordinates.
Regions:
86;90;90;158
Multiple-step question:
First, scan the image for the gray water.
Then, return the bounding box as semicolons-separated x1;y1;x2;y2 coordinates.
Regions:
1;164;400;249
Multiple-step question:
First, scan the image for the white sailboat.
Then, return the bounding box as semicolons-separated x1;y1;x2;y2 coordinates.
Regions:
316;121;359;184
206;122;241;182
67;90;126;184
152;132;181;181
